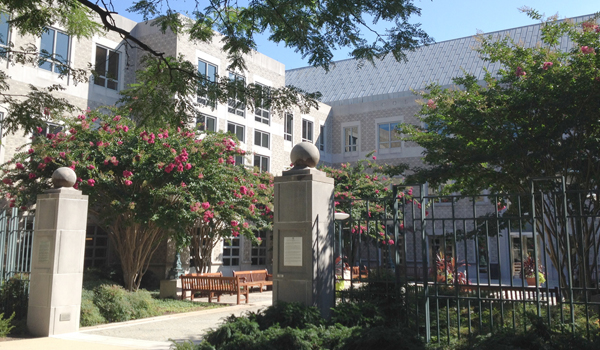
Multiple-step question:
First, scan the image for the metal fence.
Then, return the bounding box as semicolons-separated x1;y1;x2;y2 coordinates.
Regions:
334;179;600;342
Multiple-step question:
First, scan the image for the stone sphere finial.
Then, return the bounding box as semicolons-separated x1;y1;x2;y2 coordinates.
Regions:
52;167;77;188
290;142;320;169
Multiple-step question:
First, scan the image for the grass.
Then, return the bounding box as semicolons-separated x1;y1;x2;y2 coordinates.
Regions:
149;292;225;316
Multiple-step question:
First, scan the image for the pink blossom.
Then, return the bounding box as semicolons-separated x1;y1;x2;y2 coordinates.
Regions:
123;170;133;178
59;152;66;158
113;115;121;122
203;210;214;222
515;66;526;77
87;165;96;170
381;241;387;245
2;178;12;185
372;156;377;160
181;182;186;187
388;239;394;245
427;99;437;110
231;220;239;227
91;117;98;122
29;173;36;179
240;186;248;195
87;179;95;187
28;149;34;154
218;158;224;164
542;62;553;70
37;163;46;170
46;133;55;140
16;163;24;170
581;46;596;55
185;163;192;170
399;223;404;230
198;173;204;179
201;202;210;210
77;114;86;120
243;222;249;228
124;180;133;186
375;189;380;194
36;126;43;133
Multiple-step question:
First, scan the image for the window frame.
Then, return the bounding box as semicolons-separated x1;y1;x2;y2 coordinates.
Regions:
228;72;246;117
344;126;359;153
198;59;218;106
222;238;240;266
254;83;270;125
253;154;270;173
319;124;325;151
0;12;10;57
284;112;293;142
39;27;70;74
251;230;267;266
226;122;245;143
93;45;120;90
302;119;313;143
377;122;402;151
254;129;270;149
197;113;217;132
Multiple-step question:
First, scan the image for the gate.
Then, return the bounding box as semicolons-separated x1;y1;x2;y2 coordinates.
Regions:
334;178;600;342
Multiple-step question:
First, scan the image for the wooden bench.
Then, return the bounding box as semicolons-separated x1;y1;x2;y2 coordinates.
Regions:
351;266;369;280
232;269;273;292
455;285;561;305
179;272;222;300
180;275;249;304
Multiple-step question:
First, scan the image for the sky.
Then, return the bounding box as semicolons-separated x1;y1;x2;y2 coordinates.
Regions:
110;1;599;70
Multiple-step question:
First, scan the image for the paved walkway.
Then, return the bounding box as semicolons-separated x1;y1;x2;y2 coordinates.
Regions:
1;291;272;350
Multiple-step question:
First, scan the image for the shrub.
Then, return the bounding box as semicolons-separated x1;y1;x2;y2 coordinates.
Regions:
0;312;15;338
93;284;133;322
80;290;106;327
127;289;156;319
253;302;323;329
0;274;29;320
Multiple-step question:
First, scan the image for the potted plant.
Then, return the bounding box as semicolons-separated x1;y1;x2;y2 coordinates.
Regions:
520;256;545;286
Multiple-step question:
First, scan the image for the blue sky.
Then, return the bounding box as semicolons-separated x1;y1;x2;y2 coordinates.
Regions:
111;1;599;70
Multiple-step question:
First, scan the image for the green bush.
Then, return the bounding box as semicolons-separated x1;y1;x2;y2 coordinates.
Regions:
0;312;15;338
253;301;323;329
93;284;133;322
0;274;29;321
80;289;106;327
127;289;157;319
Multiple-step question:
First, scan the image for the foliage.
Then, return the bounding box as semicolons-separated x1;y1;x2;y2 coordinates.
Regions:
0;112;272;290
92;284;137;323
0;312;15;338
434;252;469;285
0;0;432;133
401;10;600;290
521;255;545;280
80;289;106;327
0;274;29;321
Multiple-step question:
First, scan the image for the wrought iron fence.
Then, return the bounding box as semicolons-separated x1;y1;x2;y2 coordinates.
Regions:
333;178;600;342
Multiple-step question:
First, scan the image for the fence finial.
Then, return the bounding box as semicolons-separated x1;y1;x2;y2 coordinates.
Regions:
290;142;320;169
51;167;76;188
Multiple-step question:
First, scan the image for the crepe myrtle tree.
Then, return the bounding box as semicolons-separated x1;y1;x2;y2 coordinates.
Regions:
401;9;600;289
0;110;272;291
185;143;274;274
319;152;416;266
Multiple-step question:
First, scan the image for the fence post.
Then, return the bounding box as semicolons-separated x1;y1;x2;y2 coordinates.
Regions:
27;167;89;336
272;142;335;318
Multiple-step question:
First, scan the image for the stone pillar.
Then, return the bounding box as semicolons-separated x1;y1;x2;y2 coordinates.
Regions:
27;168;89;336
273;142;335;317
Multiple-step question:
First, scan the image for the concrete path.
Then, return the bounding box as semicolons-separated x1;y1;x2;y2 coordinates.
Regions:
1;291;272;350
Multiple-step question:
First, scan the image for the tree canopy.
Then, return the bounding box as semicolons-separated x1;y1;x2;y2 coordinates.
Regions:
401;9;600;288
0;0;432;132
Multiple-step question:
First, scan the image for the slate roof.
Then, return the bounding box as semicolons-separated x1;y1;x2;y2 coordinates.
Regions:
285;14;595;106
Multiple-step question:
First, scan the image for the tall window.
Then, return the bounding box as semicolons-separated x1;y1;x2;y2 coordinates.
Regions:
254;155;269;173
254;83;270;125
0;12;10;57
0;112;4;143
197;113;216;132
36;122;63;138
284;112;293;141
39;28;70;73
228;72;245;117
227;122;245;142
302;119;313;143
234;155;244;166
344;126;358;152
94;46;120;90
254;130;270;149
223;238;240;266
85;225;109;268
251;231;267;265
319;125;325;151
198;60;217;106
378;122;401;150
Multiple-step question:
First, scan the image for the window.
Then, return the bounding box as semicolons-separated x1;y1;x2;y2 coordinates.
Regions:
36;122;63;138
344;126;358;152
94;45;120;90
0;12;10;56
227;122;245;142
228;72;245;117
223;238;240;266
284;112;293;142
302;119;313;143
197;113;216;132
427;182;452;203
254;130;270;149
378;122;402;150
39;28;70;73
254;83;270;125
85;225;109;268
251;231;267;265
198;60;217;106
234;155;244;166
319;125;325;151
254;155;269;173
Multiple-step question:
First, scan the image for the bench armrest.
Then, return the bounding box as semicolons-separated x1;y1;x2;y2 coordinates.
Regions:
266;274;273;281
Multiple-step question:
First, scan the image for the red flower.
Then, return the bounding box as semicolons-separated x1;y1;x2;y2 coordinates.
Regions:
87;179;96;186
28;149;34;154
87;165;96;170
515;66;526;77
581;46;596;55
201;202;210;210
15;163;24;170
29;173;36;179
124;180;133;186
123;170;133;178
